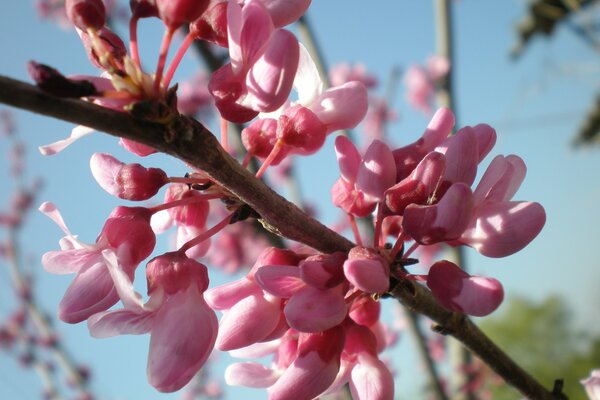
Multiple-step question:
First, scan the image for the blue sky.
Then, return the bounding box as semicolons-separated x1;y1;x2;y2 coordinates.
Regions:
1;1;600;399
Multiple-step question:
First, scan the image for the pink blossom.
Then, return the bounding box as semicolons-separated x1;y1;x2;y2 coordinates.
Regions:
40;202;155;323
329;63;377;89
88;251;218;392
426;261;504;317
90;153;168;201
331;136;395;217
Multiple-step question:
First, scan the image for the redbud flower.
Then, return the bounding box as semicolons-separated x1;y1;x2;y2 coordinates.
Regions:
426;261;504;317
90;153;168;200
88;251;217;392
65;0;106;31
156;0;210;29
40;202;155;323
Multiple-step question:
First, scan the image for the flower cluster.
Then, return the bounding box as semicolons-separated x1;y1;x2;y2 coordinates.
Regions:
35;0;546;398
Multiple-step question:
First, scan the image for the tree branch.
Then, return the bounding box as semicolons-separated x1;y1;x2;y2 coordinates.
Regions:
0;75;564;400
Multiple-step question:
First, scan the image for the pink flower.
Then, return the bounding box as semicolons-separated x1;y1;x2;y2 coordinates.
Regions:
329;63;377;89
208;0;299;122
331;136;395;217
40;202;155;323
426;261;504;317
90;153;168;201
88;251;218;392
343;247;389;294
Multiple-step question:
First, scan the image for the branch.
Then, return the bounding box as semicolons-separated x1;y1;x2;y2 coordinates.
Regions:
0;75;564;400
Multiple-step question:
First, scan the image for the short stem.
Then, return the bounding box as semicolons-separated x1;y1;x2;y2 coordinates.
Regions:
390;232;407;259
220;117;229;153
348;213;363;246
178;212;233;254
255;140;284;179
150;194;220;214
129;16;142;70
402;241;420;259
154;27;176;95
373;203;384;248
163;31;195;91
242;152;253;168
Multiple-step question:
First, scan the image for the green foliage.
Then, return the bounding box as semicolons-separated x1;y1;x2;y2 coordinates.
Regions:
479;295;600;400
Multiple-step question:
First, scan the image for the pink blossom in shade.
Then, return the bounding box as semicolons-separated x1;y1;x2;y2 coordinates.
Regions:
581;370;600;400
88;251;218;393
205;247;305;350
404;55;449;115
361;97;398;141
40;202;155;323
298;252;346;290
35;0;71;29
402;182;474;245
329;63;378;89
268;326;345;400
331;136;396;217
455;155;546;258
90;153;168;201
392;107;455;181
384;151;446;216
151;184;211;258
426;261;504;317
343;247;390;294
189;1;229;47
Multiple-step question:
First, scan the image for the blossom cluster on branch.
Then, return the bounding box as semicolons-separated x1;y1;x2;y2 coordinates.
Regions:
5;0;587;399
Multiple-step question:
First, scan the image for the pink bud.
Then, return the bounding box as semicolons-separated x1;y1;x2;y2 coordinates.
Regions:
146;251;209;295
65;0;106;30
189;0;228;47
242;118;279;158
119;138;158;156
130;0;159;19
163;184;210;228
277;105;327;155
343;247;389;294
102;207;156;265
156;0;210;28
299;252;346;289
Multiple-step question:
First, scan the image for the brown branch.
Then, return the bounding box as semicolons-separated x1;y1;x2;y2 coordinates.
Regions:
0;75;565;400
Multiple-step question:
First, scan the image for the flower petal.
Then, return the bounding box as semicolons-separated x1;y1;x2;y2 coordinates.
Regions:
38;125;94;156
225;362;279;388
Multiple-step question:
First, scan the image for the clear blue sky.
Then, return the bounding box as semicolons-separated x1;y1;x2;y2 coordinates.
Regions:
1;1;600;399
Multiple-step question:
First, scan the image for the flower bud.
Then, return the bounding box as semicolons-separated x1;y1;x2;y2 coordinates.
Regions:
156;0;211;29
65;0;106;30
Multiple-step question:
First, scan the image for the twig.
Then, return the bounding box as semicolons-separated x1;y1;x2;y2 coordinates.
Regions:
0;75;566;400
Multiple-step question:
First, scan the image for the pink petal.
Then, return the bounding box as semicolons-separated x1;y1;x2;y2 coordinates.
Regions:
243;29;299;112
473;155;526;205
349;354;395;400
426;55;450;81
268;351;340;400
472;124;497;162
356;140;396;202
87;308;154;338
239;0;274;65
39;201;75;237
421;107;455;149
284;286;347;333
294;43;323;106
403;183;473;245
459;201;546;258
58;261;119;323
436;126;479;186
150;209;173;233
119;138;157;156
255;265;304;298
216;292;281;351
226;0;243;74
229;339;281;359
90;152;123;197
343;255;389;294
225;362;279;388
205;278;256;310
42;248;101;274
258;0;310;27
147;286;218;392
311;81;368;134
38;125;94;156
334;135;361;184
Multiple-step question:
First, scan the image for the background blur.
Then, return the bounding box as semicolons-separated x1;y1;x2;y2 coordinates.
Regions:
1;1;600;399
